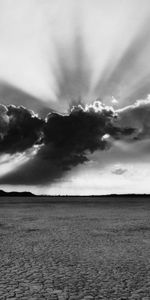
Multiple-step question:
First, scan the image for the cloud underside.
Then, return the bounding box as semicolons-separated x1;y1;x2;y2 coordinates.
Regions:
0;99;149;186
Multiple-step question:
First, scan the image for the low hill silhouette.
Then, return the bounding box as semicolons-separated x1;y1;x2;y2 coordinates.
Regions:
0;190;35;197
0;189;150;198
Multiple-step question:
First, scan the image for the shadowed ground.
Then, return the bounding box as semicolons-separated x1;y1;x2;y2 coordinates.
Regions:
0;197;150;299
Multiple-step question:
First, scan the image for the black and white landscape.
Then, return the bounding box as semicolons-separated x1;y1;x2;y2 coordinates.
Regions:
0;0;150;299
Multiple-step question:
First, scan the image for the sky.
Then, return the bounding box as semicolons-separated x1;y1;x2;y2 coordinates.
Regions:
0;0;150;194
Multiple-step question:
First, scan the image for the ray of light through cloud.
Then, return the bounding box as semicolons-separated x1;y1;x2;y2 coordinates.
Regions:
0;1;150;111
0;153;29;178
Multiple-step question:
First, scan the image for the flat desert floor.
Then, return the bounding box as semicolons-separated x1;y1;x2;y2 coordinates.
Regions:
0;197;150;300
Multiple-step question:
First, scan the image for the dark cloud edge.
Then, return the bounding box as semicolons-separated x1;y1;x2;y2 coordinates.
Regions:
0;100;137;156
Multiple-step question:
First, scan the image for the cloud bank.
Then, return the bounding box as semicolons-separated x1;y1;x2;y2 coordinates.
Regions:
117;97;150;139
0;99;146;187
0;104;44;154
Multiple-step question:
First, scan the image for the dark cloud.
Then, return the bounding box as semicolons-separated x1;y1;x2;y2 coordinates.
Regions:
0;104;44;154
0;101;138;186
112;167;127;175
0;104;9;138
117;99;150;139
43;103;115;165
42;102;135;170
0;102;115;185
3;102;115;183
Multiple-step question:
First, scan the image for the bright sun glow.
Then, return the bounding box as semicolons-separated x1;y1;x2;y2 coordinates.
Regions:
0;0;150;111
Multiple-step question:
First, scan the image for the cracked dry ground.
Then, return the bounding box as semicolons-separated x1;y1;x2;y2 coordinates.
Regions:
0;198;150;300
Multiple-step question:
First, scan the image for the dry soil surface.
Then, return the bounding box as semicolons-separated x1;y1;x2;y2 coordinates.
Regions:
0;197;150;300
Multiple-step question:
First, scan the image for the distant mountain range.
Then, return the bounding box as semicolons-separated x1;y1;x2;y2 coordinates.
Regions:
0;190;35;197
0;189;150;197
